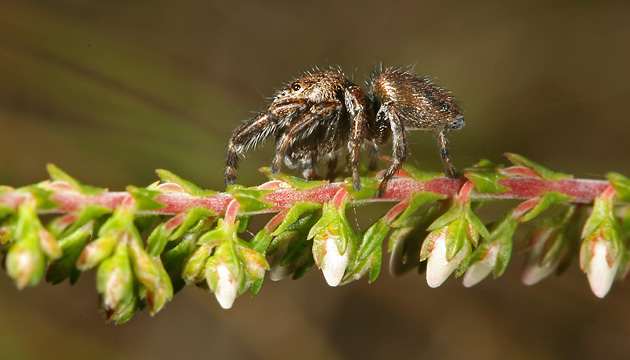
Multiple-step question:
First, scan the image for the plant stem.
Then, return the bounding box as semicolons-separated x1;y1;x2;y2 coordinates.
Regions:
0;176;611;217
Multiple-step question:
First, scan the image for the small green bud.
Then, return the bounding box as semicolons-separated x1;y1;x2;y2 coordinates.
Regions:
38;228;62;260
77;234;117;270
106;291;137;324
205;242;244;309
96;242;133;311
237;246;269;281
144;259;173;315
182;244;213;284
128;237;160;292
6;235;45;289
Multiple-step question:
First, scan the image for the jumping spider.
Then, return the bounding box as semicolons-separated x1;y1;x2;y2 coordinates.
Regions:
225;67;465;196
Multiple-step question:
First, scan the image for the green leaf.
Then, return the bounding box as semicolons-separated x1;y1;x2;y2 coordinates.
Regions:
259;167;329;189
427;204;460;231
307;204;337;241
337;208;357;256
170;208;216;240
468;213;517;278
540;232;566;267
445;218;467;261
230;188;273;212
582;193;614;238
237;215;251;233
607;172;630;202
52;205;112;238
344;176;379;200
250;227;273;254
272;202;321;235
392;192;445;227
156;169;216;196
27;186;59;210
494;239;513;278
454;242;473;277
281;233;313;267
400;162;444;181
127;186;166;211
98;206;134;237
505;153;572;180
368;247;382;283
273;213;318;275
519;192;574;222
465;207;490;242
250;278;264;296
465;172;509;194
292;257;315;279
341;250;376;284
161;234;198;293
466;159;503;173
46;223;92;284
46;164;106;194
356;219;390;261
107;293;137;324
147;223;172;256
420;228;443;262
197;223;230;248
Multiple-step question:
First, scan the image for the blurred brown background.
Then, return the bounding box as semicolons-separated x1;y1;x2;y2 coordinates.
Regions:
1;1;630;359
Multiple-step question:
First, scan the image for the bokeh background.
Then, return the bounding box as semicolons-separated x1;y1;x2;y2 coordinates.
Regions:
2;1;630;359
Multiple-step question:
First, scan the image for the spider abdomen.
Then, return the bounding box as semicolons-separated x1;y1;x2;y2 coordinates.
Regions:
370;69;464;132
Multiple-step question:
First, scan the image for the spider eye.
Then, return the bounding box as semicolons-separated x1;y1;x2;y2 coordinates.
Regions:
291;83;301;91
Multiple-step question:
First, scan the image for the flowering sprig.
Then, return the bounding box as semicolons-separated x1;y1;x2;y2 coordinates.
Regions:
579;186;624;298
0;154;627;323
419;181;489;287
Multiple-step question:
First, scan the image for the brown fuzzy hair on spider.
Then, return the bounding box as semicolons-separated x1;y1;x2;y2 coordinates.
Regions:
225;67;465;196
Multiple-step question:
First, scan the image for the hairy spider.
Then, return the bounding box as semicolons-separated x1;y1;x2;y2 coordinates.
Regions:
225;67;465;196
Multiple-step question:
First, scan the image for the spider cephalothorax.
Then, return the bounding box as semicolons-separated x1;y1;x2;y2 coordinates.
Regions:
225;70;369;188
225;67;465;196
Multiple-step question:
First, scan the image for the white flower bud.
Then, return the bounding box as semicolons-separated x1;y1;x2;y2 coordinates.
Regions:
320;235;350;287
211;263;239;309
426;229;469;288
521;228;559;286
584;238;621;298
462;245;498;288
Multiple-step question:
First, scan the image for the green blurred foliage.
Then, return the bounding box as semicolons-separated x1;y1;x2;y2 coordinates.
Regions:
1;1;630;359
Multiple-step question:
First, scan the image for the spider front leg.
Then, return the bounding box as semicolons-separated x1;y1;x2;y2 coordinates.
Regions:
270;100;343;175
345;86;369;191
436;129;458;178
225;113;276;186
377;103;408;197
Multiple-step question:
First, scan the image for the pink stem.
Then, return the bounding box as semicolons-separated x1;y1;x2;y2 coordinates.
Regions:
0;176;613;217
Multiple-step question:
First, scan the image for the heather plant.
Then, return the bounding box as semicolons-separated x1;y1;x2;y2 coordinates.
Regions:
1;154;628;323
